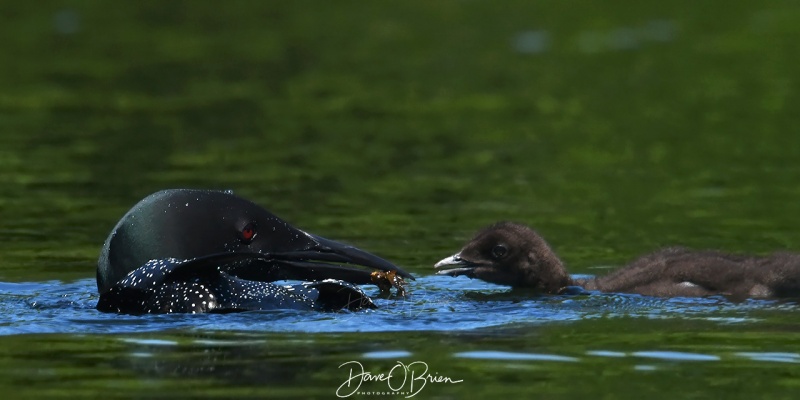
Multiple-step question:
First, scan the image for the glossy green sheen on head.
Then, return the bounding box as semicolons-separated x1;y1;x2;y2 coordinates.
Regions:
97;189;309;292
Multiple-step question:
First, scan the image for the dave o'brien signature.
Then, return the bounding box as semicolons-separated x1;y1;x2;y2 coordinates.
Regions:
336;360;463;398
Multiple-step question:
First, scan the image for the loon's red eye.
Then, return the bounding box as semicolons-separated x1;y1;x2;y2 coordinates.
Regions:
240;222;257;243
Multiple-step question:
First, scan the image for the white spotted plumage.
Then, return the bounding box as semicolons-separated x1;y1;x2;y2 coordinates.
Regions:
99;258;374;314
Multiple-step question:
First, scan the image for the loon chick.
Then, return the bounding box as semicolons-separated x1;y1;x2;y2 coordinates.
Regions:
96;189;413;314
434;222;800;299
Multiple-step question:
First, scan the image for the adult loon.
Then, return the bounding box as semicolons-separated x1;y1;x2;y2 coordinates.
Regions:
96;189;412;314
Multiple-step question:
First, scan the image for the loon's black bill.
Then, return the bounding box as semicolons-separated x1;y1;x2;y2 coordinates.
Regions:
304;233;414;279
225;233;413;284
434;253;478;277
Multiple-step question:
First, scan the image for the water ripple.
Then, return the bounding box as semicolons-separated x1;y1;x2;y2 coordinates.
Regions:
0;276;797;336
454;351;578;362
632;351;720;362
735;352;800;363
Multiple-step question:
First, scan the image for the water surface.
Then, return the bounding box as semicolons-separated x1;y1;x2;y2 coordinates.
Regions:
2;1;800;398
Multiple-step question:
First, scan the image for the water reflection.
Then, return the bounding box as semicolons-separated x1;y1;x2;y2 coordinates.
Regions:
53;9;81;35
586;350;626;357
736;352;800;363
363;350;413;359
575;20;677;54
512;30;551;55
513;19;677;56
631;351;720;361
455;351;578;362
118;337;318;386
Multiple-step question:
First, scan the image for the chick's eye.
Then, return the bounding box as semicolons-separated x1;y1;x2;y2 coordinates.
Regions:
240;222;257;243
491;244;507;258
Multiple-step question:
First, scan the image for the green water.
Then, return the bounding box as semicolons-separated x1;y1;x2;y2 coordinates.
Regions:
1;1;800;398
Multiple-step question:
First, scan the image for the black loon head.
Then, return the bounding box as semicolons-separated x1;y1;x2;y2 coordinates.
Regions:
97;189;412;305
434;222;571;293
